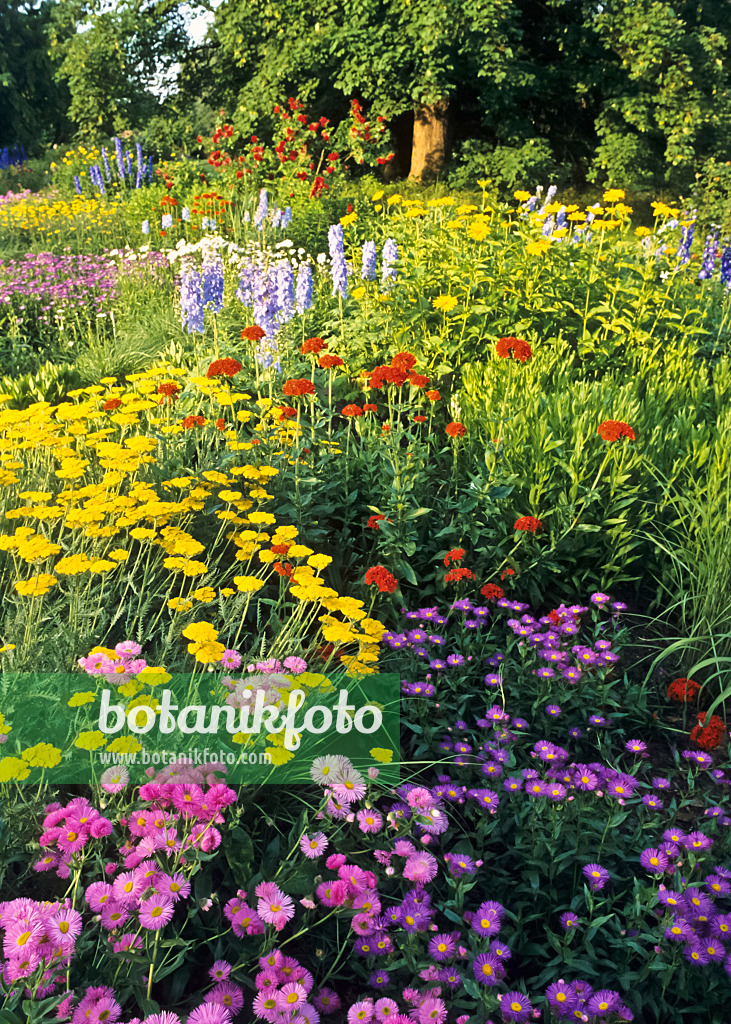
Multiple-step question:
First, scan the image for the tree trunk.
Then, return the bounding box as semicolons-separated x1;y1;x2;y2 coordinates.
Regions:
408;99;449;182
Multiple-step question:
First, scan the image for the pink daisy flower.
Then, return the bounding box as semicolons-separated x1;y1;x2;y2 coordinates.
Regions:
204;981;244;1014
300;832;329;859
156;872;191;902
100;766;129;793
257;887;295;931
357;809;383;834
138;895;175;931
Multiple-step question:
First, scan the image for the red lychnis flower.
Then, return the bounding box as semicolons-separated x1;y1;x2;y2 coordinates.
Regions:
283;379;316;397
319;354;344;369
276;406;297;419
414;415;427;423
444;548;466;567
207;357;242;379
301;337;326;355
367;514;393;530
444;567;475;584
496;336;532;362
480;583;504;601
408;373;430;388
363;403;378;413
690;712;725;751
157;381;181;402
391;352;417;371
666;677;701;703
425;390;440;401
597;420;636;442
103;398;122;411
342;404;364;417
446;422;466;438
215;418;226;431
514;516;542;533
365;566;398;593
240;325;267;342
500;568;515;580
182;415;206;429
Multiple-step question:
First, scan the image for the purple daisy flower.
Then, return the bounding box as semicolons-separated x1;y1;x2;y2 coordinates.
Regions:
559;911;579;930
582;863;609;891
545;705;562;717
640;848;669;874
472;952;503;985
500;992;532;1022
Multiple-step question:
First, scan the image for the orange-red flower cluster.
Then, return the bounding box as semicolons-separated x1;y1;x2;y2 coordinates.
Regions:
446;422;466;438
367;514;393;530
496;336;532;362
157;382;181;403
365;565;398;593
342;404;364;417
301;337;326;355
240;325;267;342
425;390;440;402
690;712;725;751
276;406;297;419
481;583;504;601
666;677;701;703
207;357;242;378
444;567;475;584
597;420;636;442
103;398;122;411
369;352;429;390
514;516;542;533
283;379;316;397
182;415;206;429
319;354;344;369
444;548;466;567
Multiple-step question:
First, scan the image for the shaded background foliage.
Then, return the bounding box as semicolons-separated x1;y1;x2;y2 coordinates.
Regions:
1;0;730;191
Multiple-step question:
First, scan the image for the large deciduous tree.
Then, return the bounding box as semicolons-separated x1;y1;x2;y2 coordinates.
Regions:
209;0;521;181
0;0;71;148
50;0;190;138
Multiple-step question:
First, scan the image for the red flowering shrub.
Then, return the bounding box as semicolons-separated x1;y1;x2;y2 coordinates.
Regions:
342;404;364;417
597;420;636;442
240;325;266;342
319;354;344;369
364;566;398;593
690;712;726;751
369;365;409;389
496;337;533;362
444;548;466;567
282;379;316;397
481;583;504;601
514;516;542;533
445;422;466;438
666;677;702;703
207;358;243;378
301;337;326;354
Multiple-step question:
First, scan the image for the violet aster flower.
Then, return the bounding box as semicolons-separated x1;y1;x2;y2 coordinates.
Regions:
500;992;532;1022
590;592;611;606
684;831;713;851
582;863;609;891
545;704;562;717
640;848;669;874
472;952;503;986
545;981;578;1015
625;739;648;756
560;911;579;930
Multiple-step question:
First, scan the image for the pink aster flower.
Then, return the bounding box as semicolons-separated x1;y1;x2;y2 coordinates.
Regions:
204;981;244;1014
403;852;438;884
257;885;295;930
156;872;191;902
138;895;175;930
300;832;328;859
357;809;383;834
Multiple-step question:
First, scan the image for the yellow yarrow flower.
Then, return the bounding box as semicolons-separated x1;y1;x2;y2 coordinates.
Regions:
370;747;394;763
22;743;62;768
67;691;96;707
74;730;107;751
